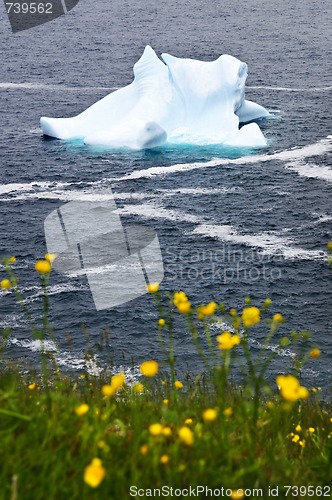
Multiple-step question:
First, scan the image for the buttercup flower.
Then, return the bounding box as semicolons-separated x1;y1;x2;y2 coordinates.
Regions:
158;318;165;327
140;360;159;377
28;383;36;391
223;407;233;417
310;348;321;359
45;253;57;263
184;418;193;425
140;444;148;455
174;380;183;389
216;332;240;350
75;404;89;416
133;383;144;393
292;434;300;443
149;423;163;436
110;373;125;392
308;427;315;433
102;384;115;397
202;408;218;422
35;260;51;274
162;426;172;436
197;302;217;320
84;458;105;488
276;374;309;402
173;291;191;314
146;282;159;293
273;313;284;323
8;256;16;264
231;490;244;500
241;306;260;327
295;424;302;432
160;454;169;464
1;279;12;290
178;426;194;446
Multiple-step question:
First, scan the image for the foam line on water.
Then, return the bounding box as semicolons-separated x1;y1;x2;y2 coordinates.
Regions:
114;136;332;181
0;82;117;92
8;337;141;379
247;85;332;92
285;160;332;181
119;203;326;260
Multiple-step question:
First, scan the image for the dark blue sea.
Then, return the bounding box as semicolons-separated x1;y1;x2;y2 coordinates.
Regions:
1;0;331;390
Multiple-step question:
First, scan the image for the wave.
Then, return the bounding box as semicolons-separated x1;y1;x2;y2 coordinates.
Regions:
247;85;332;92
7;337;141;379
119;203;326;260
114;136;332;181
0;82;116;92
285;160;332;181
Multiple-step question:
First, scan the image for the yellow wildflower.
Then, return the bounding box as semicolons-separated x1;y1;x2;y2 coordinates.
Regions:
230;308;237;316
178;426;194;446
231;490;244;500
75;404;89;416
310;348;321;359
308;427;315;433
299;440;306;448
263;298;272;307
35;260;51;274
241;306;260;327
133;383;144;393
149;423;163;436
0;279;12;290
8;256;16;264
160;454;169;464
223;407;233;417
197;302;217;319
158;318;165;327
177;301;191;314
140;444;148;455
140;360;159;377
273;313;284;323
292;434;300;443
162;426;172;436
216;331;240;350
202;408;218;422
184;418;193;425
102;384;115;397
276;374;309;402
295;424;302;432
110;373;125;392
173;291;191;314
327;241;332;251
146;282;159;293
28;383;36;391
174;380;183;389
84;458;105;488
45;253;57;263
163;399;169;404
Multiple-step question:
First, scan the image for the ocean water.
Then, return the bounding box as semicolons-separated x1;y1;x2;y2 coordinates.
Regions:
1;0;331;389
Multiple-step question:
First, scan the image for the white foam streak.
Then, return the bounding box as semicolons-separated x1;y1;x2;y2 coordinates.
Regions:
285;160;332;181
115;136;332;180
119;202;326;260
0;82;116;92
247;85;332;92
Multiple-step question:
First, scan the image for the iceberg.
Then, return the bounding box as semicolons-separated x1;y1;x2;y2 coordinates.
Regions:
40;46;270;150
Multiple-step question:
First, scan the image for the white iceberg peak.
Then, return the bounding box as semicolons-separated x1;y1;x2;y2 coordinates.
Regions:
40;46;270;149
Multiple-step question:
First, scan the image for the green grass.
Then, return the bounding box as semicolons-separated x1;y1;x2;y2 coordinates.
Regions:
0;367;331;499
